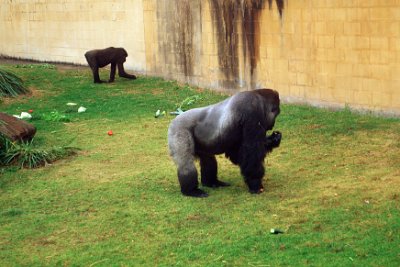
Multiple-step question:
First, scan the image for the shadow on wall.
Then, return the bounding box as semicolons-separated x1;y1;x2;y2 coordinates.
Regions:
156;0;285;90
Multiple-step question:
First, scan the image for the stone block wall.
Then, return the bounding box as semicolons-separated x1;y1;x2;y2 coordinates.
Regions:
0;0;146;71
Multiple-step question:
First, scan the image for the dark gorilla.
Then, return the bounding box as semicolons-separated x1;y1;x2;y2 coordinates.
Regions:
168;89;282;198
84;47;137;83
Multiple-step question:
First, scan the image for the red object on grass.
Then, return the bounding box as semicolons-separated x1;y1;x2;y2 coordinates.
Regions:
108;130;113;136
28;109;33;113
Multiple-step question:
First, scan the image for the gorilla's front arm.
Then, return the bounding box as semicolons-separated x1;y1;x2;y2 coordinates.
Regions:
238;118;270;193
168;88;281;197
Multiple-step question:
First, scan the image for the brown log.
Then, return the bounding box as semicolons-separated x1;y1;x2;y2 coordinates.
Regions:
0;112;36;141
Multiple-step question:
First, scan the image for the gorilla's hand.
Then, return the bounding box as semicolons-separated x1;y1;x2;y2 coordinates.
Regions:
270;131;282;146
247;180;265;194
249;185;265;194
265;131;282;150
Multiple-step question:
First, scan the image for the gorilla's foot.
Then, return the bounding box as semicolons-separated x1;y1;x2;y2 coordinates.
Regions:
202;180;231;188
120;74;137;80
182;188;209;198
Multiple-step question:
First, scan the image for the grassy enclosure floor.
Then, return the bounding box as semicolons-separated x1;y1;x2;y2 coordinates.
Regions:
0;63;399;266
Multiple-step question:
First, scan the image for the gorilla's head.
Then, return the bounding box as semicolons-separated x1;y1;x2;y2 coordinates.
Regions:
254;89;280;130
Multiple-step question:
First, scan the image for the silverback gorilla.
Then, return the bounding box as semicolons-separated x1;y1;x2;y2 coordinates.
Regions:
168;89;282;197
84;47;137;83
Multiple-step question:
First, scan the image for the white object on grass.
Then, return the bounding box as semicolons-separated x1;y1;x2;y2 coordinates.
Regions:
155;109;161;117
170;108;184;116
78;106;87;113
270;228;284;234
66;102;78;106
13;112;32;120
155;110;167;118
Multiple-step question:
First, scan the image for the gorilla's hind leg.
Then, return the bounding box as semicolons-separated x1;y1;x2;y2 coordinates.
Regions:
178;165;208;198
170;130;208;198
200;155;230;188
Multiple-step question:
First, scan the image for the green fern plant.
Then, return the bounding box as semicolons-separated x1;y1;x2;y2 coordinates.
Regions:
0;68;30;97
0;135;78;169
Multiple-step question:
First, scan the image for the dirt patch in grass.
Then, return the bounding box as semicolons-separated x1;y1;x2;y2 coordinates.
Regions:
56;64;86;72
0;56;86;71
1;86;44;105
110;87;165;96
151;88;165;95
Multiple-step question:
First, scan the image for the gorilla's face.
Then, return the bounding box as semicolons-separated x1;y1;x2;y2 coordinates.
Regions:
254;89;280;131
266;103;280;130
119;50;128;63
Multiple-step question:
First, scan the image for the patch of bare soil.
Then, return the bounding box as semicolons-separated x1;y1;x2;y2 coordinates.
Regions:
1;87;44;105
0;56;86;71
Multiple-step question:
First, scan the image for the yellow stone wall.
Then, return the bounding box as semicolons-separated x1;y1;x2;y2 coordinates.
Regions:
264;1;400;114
1;0;400;115
0;0;146;71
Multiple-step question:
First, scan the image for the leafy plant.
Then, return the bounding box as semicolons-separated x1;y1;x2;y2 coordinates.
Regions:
177;95;201;110
170;95;202;115
0;68;30;97
0;135;78;168
33;111;71;122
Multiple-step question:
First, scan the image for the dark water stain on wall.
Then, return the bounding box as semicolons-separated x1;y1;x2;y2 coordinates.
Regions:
268;0;284;18
208;0;240;85
157;0;194;77
179;1;194;76
209;0;285;86
156;0;284;88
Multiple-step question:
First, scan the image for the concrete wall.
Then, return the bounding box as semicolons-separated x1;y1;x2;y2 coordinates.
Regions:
0;0;146;71
1;0;400;115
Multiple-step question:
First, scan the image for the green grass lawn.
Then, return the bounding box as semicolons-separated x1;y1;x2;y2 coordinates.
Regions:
1;63;399;266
